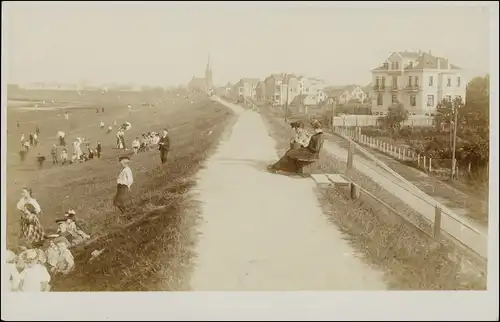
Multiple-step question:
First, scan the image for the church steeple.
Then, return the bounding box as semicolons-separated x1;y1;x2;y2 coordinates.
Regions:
205;53;213;91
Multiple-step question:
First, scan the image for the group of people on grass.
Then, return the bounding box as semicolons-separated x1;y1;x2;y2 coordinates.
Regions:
19;125;41;162
8;104;177;291
6;187;91;292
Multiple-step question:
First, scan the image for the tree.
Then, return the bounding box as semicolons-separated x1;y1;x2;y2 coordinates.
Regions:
435;99;453;132
462;75;489;132
383;103;409;129
381;103;409;142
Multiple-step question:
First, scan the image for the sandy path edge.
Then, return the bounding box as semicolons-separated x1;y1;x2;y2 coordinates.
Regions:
189;101;386;291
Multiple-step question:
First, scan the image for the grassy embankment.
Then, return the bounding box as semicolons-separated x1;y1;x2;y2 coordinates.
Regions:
6;95;235;291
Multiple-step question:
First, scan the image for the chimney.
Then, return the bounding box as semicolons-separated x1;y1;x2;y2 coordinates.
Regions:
437;59;440;69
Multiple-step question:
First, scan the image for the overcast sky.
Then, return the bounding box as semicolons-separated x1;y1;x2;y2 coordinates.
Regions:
3;2;493;87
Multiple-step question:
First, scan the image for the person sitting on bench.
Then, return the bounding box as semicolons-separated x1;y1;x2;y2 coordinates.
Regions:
289;121;311;150
267;119;324;175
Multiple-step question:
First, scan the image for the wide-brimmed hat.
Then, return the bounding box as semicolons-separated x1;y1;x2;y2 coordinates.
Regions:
55;218;67;224
290;121;304;129
21;249;38;263
310;119;323;129
65;209;76;219
53;236;71;247
6;250;17;263
118;156;130;162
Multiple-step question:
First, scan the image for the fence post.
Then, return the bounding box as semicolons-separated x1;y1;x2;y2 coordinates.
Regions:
434;206;442;239
402;148;406;161
398;147;401;160
417;154;420;167
429;158;432;172
350;182;360;200
423;156;426;170
347;140;354;170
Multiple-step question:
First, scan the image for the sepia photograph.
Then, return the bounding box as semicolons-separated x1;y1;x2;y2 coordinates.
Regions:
1;1;498;320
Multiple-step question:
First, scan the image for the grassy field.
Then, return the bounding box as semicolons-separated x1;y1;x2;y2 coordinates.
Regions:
6;92;235;291
259;106;486;290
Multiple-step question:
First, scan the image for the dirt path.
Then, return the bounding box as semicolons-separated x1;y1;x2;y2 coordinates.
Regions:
322;138;488;259
189;101;386;291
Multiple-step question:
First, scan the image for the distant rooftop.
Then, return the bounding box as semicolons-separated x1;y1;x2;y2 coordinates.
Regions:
372;51;462;71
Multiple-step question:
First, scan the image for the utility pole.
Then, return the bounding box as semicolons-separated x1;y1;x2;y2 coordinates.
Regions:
451;102;459;179
331;98;336;130
284;73;289;124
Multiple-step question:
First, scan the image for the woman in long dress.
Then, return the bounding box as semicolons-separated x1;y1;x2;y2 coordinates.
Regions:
19;203;45;247
268;120;325;174
58;130;66;146
17;188;44;247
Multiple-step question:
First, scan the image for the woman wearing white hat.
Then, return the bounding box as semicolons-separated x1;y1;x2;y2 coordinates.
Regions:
18;249;51;292
5;250;21;291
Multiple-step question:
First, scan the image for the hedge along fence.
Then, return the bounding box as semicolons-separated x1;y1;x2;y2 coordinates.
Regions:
339;126;487;178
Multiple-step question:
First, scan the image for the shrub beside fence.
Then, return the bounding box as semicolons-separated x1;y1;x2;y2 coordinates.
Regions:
334;127;465;177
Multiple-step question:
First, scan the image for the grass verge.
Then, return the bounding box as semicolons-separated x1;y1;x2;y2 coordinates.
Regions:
332;137;488;225
7;97;235;291
259;106;486;290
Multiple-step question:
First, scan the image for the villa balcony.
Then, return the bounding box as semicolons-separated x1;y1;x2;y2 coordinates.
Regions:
404;85;420;92
389;86;399;92
372;84;386;92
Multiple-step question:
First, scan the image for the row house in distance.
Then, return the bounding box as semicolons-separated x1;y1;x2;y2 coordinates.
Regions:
261;73;326;106
324;84;371;105
371;50;466;116
233;78;260;98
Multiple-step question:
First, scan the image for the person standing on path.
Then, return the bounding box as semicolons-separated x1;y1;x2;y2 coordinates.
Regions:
21;133;25;148
57;130;66;147
158;129;170;164
96;141;102;158
116;129;122;148
29;133;34;147
33;132;39;147
113;156;133;214
132;137;141;155
35;125;40;135
64;111;69;120
100;121;105;130
119;129;127;151
50;144;58;164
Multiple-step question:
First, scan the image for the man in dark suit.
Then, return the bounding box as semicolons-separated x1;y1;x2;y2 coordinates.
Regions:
158;129;170;164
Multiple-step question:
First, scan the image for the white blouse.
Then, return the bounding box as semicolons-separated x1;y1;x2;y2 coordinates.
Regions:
16;197;41;214
19;264;51;292
117;166;134;188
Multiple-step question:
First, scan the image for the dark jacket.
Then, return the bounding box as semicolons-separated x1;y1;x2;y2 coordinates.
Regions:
96;143;102;152
285;131;324;162
158;135;170;151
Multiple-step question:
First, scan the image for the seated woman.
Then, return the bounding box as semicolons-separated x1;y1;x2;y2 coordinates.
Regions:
65;210;91;242
289;121;311;150
45;236;75;275
267;119;325;175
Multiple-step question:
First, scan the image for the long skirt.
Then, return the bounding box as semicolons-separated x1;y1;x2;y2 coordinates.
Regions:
113;184;129;207
20;214;45;247
120;137;126;149
271;147;317;173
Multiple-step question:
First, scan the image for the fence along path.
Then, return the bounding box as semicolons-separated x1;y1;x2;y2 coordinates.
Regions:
325;129;488;259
